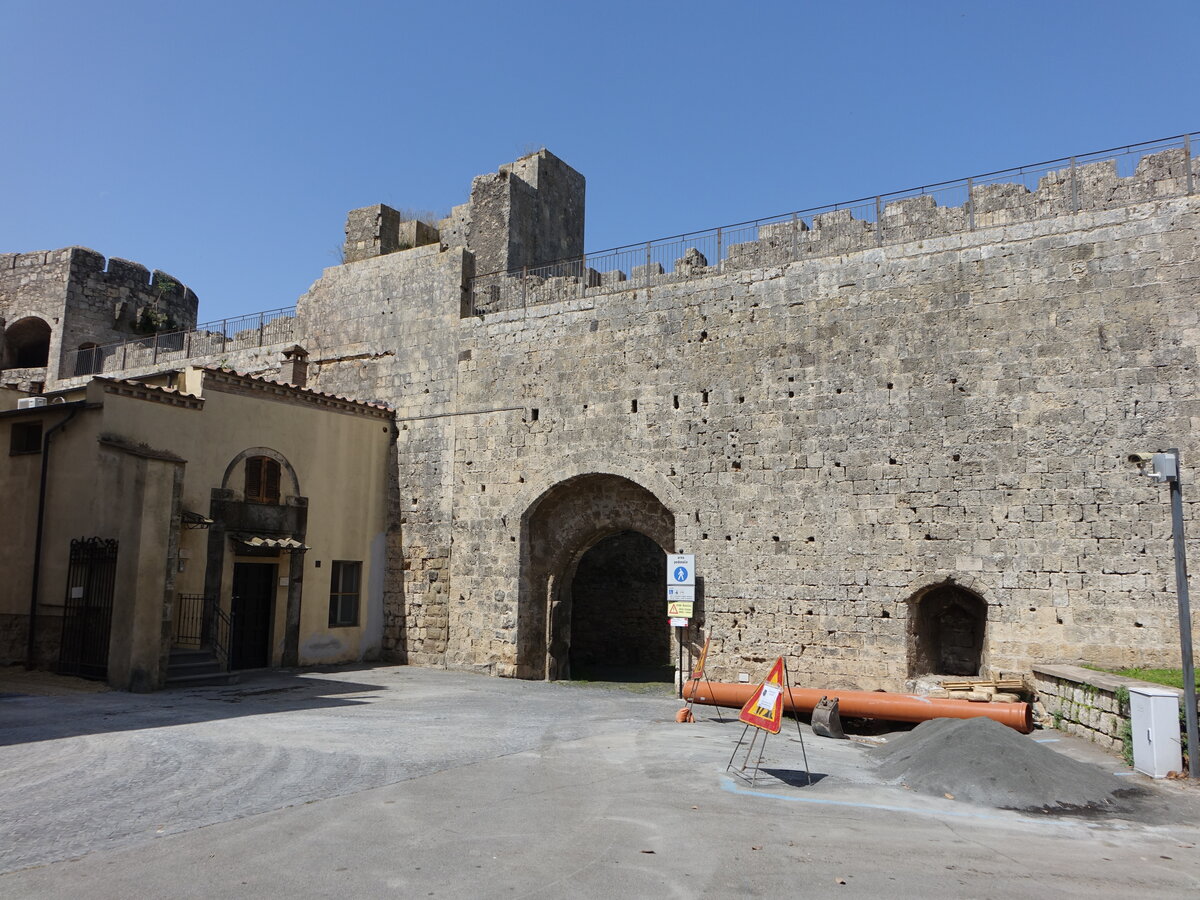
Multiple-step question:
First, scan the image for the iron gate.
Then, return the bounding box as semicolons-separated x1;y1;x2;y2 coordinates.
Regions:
173;594;209;648
58;537;118;679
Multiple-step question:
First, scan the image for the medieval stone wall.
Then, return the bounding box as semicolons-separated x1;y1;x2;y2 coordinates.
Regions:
297;244;473;665
451;196;1199;688
284;146;1200;690
0;247;197;386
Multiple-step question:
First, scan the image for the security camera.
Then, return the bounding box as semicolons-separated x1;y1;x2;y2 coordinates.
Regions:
1127;450;1179;483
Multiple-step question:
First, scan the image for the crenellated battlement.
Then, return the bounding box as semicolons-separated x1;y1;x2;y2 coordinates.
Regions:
1;246;198;312
342;148;585;276
60;247;198;308
467;139;1199;316
0;246;200;386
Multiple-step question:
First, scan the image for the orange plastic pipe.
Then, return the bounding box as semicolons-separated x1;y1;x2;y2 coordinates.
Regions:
683;679;1033;734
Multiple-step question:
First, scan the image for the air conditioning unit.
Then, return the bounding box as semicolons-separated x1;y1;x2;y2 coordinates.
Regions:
17;397;48;410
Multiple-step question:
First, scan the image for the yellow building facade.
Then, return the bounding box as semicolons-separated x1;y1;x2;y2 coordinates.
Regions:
0;366;393;691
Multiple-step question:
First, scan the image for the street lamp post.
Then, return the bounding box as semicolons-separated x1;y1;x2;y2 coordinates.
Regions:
1131;449;1200;778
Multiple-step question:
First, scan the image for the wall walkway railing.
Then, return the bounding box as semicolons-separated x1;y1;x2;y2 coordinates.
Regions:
467;132;1198;317
65;306;296;379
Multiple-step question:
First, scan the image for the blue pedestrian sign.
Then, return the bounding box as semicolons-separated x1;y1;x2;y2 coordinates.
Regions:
666;554;695;587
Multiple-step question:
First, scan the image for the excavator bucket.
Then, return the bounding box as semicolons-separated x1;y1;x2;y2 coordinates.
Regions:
811;695;847;740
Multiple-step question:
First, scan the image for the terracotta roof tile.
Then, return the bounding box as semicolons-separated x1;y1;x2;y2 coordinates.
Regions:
201;366;394;413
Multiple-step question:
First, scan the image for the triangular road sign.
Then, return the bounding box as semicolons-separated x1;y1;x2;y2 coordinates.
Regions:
738;657;786;734
690;636;711;681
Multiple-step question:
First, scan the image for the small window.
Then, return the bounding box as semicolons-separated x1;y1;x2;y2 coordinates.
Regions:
244;456;281;504
10;421;42;455
328;561;361;627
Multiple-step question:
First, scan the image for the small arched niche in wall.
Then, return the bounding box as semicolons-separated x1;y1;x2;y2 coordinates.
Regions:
906;581;987;677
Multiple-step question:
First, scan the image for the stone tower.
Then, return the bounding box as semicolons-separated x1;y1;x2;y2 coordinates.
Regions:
0;248;198;391
342;149;585;276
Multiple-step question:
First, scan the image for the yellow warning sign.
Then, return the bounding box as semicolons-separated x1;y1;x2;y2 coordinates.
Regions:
667;600;694;618
690;635;711;681
738;657;786;733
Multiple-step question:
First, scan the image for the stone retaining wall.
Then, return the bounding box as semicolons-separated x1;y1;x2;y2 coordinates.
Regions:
1033;663;1185;753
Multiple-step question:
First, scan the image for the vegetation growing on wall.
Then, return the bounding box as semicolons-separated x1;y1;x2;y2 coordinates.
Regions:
133;278;181;334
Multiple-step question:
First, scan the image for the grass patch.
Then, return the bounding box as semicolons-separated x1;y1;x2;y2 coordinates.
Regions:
1084;665;1199;690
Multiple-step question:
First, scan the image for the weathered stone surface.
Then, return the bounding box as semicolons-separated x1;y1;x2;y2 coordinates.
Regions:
263;145;1200;689
9;144;1200;693
0;247;198;387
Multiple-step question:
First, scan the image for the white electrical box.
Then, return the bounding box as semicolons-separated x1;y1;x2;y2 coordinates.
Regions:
17;397;48;409
1129;685;1182;778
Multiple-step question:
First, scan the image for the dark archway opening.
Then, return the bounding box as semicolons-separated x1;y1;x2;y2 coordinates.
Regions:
568;530;671;682
518;473;675;681
908;583;987;677
3;317;51;369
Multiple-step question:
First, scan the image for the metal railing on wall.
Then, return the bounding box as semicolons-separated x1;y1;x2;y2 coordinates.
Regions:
466;132;1198;317
65;306;297;379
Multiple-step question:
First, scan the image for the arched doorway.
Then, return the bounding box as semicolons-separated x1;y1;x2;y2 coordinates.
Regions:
518;474;675;680
907;582;987;677
569;530;671;680
2;317;52;369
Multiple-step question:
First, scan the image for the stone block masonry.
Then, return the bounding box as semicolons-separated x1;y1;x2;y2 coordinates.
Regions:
1033;663;1191;753
9;141;1199;692
0;247;198;388
342;149;585;278
296;143;1200;690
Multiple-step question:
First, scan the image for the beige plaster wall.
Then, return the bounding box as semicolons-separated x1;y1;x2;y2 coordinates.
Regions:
94;374;392;666
0;401;106;667
0;369;391;683
96;443;183;691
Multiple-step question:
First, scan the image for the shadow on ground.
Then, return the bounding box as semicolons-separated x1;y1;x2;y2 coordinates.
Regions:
760;769;829;787
0;665;391;746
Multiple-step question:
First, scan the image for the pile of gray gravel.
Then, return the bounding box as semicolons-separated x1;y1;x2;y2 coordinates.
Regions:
871;717;1141;813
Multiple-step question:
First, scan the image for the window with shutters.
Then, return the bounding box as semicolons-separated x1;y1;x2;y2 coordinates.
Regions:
328;561;361;627
10;421;42;455
244;456;281;504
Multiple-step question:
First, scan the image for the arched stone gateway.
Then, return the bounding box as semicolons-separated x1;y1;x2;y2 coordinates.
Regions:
906;581;988;677
517;474;675;680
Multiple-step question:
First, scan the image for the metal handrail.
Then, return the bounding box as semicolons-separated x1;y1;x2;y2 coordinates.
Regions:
209;601;232;672
64;305;297;378
467;131;1198;316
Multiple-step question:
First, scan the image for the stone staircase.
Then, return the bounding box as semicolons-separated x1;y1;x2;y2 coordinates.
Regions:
166;648;239;688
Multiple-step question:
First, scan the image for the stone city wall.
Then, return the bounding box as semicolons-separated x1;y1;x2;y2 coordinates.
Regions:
297;244;473;664
288;147;1200;689
0;247;198;386
450;193;1199;687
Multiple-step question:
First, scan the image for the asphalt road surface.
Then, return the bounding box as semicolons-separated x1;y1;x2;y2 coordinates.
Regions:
2;665;1198;898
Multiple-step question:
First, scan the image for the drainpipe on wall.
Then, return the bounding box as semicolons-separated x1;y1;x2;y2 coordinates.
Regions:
26;407;80;669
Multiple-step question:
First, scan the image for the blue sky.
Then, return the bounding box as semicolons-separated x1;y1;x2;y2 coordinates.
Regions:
2;0;1197;322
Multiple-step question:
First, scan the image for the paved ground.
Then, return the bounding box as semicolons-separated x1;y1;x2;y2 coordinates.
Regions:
2;664;1199;898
